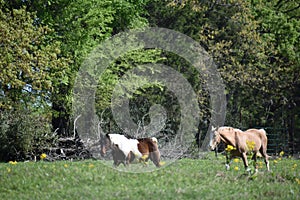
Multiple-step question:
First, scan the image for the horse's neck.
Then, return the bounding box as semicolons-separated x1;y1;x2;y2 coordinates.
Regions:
220;131;237;146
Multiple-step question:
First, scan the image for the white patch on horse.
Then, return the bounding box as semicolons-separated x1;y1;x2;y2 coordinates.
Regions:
108;134;142;159
128;139;142;158
108;134;132;157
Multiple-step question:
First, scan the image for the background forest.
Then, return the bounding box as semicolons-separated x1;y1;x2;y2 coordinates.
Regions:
0;0;299;161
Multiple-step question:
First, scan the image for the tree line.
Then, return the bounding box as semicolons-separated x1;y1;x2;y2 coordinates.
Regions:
0;0;299;161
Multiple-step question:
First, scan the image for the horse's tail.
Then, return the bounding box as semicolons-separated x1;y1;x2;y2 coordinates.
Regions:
146;138;161;167
259;129;268;142
259;129;267;135
258;129;269;157
151;137;158;144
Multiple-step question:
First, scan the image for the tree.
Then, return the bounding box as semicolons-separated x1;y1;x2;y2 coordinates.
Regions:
144;0;300;153
0;4;70;160
145;0;270;126
43;0;151;136
0;4;69;113
250;0;300;153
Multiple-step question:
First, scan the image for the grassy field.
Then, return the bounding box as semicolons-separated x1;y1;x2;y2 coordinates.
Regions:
1;153;299;200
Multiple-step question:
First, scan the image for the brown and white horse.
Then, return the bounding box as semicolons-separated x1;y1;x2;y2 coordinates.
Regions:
209;126;270;172
100;133;161;167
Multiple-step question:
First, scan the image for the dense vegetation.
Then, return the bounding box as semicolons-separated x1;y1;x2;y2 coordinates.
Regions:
0;0;299;161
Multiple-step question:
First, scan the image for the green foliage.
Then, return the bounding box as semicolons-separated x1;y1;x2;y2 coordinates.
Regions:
1;0;299;159
0;6;70;110
48;0;151;135
0;4;68;159
147;0;299;129
0;108;55;161
95;49;166;133
247;0;300;129
145;0;267;127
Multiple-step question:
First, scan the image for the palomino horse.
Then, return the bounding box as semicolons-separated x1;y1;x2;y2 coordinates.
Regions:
209;126;270;172
100;133;161;167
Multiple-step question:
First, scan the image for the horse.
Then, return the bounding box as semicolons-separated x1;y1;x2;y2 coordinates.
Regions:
100;133;161;167
209;126;270;172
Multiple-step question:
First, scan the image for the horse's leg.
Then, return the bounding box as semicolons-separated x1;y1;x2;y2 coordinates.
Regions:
121;154;129;167
112;151;119;167
241;152;250;173
259;148;270;171
150;151;161;167
129;152;135;164
145;155;150;162
139;153;149;166
125;153;130;166
225;152;233;170
144;154;151;166
225;153;230;170
114;158;122;167
252;152;258;173
114;159;121;167
265;156;270;171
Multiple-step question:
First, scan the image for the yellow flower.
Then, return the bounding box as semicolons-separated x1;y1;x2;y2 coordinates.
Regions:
64;164;68;168
246;140;255;151
274;160;278;164
279;151;284;157
159;161;166;166
296;178;300;185
89;164;94;168
225;145;235;152
7;168;11;173
234;166;239;171
233;158;239;163
293;163;297;168
9;161;17;165
141;154;149;161
40;153;47;160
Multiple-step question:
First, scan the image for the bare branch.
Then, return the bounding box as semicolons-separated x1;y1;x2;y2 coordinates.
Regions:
73;114;81;138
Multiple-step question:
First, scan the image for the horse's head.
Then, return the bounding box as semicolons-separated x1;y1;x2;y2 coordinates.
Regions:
100;134;111;156
209;126;221;150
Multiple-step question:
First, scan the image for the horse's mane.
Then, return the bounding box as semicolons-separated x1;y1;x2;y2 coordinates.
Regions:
218;126;242;132
123;133;136;139
106;133;134;140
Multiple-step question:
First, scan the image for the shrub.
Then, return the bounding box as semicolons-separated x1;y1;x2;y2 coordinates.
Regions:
0;108;55;161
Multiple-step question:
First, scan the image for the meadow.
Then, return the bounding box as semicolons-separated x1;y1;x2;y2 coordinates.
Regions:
1;153;299;200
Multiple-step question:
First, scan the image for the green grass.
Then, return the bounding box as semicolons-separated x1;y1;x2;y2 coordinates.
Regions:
1;153;299;200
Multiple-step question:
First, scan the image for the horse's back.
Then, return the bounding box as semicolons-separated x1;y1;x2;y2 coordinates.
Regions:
244;128;268;151
246;128;267;139
247;128;267;139
137;138;159;153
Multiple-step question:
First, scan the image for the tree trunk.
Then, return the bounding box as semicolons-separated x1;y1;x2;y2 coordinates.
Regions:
52;102;71;136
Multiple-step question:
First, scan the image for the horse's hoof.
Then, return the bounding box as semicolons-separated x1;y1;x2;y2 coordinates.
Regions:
246;167;252;174
225;164;230;170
